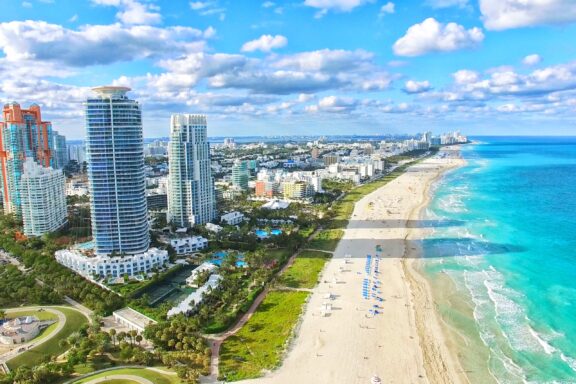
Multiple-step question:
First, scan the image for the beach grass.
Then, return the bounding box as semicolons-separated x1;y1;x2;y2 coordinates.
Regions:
219;290;309;381
278;251;331;289
307;228;343;252
6;307;88;370
72;367;180;384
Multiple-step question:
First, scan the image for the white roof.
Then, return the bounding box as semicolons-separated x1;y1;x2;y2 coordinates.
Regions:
168;274;222;317
262;200;290;210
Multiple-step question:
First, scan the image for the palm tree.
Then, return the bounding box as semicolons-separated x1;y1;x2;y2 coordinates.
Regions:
0;309;5;322
135;334;143;346
109;329;117;346
129;330;138;346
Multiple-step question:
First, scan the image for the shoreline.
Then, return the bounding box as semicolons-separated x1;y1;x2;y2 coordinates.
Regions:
237;148;470;384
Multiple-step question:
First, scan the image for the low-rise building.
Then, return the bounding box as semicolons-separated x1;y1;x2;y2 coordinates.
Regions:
0;316;55;345
169;236;208;255
221;211;245;225
168;274;222;317
185;262;218;287
55;247;169;278
112;307;157;333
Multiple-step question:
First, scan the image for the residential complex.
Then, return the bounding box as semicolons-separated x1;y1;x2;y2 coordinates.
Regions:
20;158;67;237
167;114;216;227
0;103;65;215
231;160;249;191
52;131;69;169
85;86;150;255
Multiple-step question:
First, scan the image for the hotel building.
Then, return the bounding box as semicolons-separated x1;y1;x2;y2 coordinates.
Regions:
20;159;67;236
167;114;216;227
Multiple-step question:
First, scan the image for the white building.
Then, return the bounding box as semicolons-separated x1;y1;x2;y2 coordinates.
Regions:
66;181;89;197
167;114;216;227
205;222;223;233
112;307;157;333
0;316;55;345
55;247;169;278
168;274;222;317
221;211;245;225
185;262;218;287
169;236;208;255
20;159;67;237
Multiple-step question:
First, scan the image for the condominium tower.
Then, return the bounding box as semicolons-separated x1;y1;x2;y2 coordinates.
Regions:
20;158;67;236
0;103;57;215
231;160;249;191
85;86;149;255
167;114;216;227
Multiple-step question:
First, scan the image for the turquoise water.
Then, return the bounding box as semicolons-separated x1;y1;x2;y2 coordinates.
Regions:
423;137;576;382
211;251;246;267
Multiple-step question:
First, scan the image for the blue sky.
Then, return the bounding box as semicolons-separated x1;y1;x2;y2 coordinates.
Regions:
1;0;576;138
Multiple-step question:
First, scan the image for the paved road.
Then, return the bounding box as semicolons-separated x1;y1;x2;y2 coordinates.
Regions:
0;306;66;365
81;374;153;384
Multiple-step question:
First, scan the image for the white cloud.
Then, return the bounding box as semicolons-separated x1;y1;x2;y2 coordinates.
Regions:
262;1;275;8
403;80;432;94
480;0;576;30
91;0;162;25
378;2;395;17
453;69;480;84
241;34;288;52
393;18;484;57
22;1;32;8
190;1;226;20
306;95;358;113
523;54;542;66
304;0;375;17
0;20;210;66
426;0;468;8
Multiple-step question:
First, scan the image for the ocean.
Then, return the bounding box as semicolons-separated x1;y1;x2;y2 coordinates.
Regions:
421;137;576;383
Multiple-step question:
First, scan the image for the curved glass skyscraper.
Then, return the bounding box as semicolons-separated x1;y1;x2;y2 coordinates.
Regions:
85;87;149;255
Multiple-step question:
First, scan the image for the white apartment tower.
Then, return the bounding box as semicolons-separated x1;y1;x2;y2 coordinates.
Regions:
20;158;67;236
168;114;216;227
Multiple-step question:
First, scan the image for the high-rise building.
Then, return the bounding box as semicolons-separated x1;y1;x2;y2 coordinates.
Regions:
0;103;55;215
20;158;67;236
167;114;216;227
231;160;249;191
52;131;69;169
85;86;149;255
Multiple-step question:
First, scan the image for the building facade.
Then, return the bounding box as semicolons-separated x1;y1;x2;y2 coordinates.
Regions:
85;87;150;255
167;114;216;227
20;159;67;237
231;160;249;191
52;131;68;169
0;103;56;215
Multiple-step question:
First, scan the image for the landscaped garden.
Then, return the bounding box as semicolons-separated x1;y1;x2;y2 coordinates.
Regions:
72;367;180;384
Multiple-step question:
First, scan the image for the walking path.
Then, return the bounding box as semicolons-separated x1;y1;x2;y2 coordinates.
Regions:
82;374;153;384
203;228;323;381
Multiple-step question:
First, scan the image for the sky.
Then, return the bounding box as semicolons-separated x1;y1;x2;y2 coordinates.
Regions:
1;0;576;139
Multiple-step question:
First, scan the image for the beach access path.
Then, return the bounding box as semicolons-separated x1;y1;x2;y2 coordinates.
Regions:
236;148;467;384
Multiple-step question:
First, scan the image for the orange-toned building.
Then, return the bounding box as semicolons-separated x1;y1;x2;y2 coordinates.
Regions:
0;103;55;215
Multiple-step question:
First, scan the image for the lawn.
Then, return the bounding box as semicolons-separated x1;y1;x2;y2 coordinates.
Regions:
307;228;343;252
73;367;180;384
6;306;88;370
279;251;331;289
219;290;309;381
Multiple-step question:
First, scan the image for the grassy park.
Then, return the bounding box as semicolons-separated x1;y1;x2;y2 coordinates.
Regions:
219;290;309;381
307;228;343;252
279;250;331;289
6;307;88;370
72;367;180;384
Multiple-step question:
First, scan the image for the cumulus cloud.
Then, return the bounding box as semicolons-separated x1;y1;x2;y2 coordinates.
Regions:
91;0;162;25
378;2;395;17
306;96;358;113
480;0;576;30
453;69;480;84
241;34;288;52
304;0;375;17
522;54;542;66
393;18;484;57
394;18;484;56
0;20;210;66
403;80;432;94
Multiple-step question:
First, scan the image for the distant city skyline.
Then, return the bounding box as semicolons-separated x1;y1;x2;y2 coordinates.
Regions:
1;0;576;138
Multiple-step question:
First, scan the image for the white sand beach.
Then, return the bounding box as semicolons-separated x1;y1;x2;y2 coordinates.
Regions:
240;148;467;384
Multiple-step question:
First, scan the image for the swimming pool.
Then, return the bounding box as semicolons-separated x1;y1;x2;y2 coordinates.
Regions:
210;251;246;267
